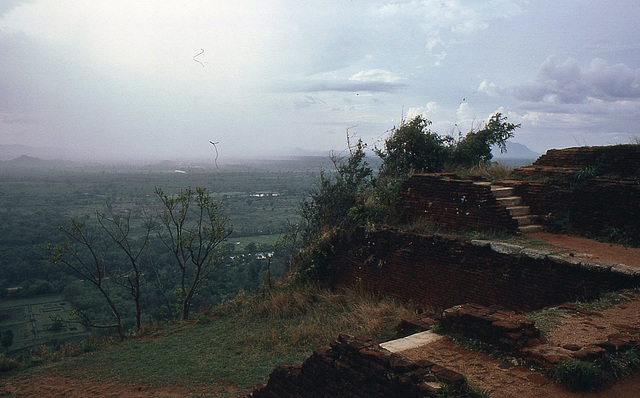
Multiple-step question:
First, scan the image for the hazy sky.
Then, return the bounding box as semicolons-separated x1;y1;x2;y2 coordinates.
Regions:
1;1;639;162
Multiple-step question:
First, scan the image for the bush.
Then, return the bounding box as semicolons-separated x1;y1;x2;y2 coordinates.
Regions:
375;112;520;176
0;354;19;372
299;138;372;241
450;113;519;167
375;116;450;176
551;360;604;391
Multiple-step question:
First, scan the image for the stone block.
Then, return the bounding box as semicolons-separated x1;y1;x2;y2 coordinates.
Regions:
489;242;524;255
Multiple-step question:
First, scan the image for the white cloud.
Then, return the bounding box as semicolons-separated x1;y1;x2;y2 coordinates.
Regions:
407;101;440;119
506;56;640;104
433;52;447;67
350;69;404;83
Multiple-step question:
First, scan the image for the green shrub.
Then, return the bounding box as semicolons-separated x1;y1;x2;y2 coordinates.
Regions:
375;112;519;176
0;354;19;372
299;138;372;242
551;360;604;391
375;116;450;176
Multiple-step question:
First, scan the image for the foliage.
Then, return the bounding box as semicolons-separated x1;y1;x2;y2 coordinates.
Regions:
375;112;520;176
155;186;233;321
550;360;604;391
299;138;373;241
375;116;450;176
96;208;152;332
0;353;19;372
449;113;520;166
49;218;126;340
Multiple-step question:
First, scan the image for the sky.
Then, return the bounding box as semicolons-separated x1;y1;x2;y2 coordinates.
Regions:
1;0;639;162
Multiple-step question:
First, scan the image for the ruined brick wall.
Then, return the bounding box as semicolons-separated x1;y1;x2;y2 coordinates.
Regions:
250;335;465;398
401;174;518;232
511;177;639;242
532;144;640;177
510;145;640;243
325;228;638;312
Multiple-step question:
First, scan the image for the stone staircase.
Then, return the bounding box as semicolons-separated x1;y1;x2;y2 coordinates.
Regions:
490;185;543;233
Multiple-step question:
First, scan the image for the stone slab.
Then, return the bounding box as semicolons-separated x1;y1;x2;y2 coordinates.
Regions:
380;331;444;354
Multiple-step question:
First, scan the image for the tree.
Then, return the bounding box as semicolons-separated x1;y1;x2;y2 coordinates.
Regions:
375;112;520;175
450;112;520;166
299;136;373;241
155;187;232;321
375;116;451;176
50;219;125;340
96;208;152;333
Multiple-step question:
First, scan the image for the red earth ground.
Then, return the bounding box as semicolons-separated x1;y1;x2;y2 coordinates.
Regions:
2;233;639;397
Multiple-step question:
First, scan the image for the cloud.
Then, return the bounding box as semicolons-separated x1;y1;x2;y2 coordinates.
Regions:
476;56;640;150
287;79;406;94
0;0;33;17
501;56;640;104
350;69;404;83
407;102;439;119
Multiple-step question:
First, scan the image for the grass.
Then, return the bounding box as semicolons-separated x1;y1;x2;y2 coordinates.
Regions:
447;162;515;182
524;308;568;339
550;360;604;391
5;285;415;397
573;291;632;312
550;348;640;391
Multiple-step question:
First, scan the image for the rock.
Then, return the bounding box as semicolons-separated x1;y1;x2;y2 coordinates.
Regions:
562;343;582;351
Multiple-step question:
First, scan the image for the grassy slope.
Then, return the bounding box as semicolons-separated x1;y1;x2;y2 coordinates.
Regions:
4;285;416;397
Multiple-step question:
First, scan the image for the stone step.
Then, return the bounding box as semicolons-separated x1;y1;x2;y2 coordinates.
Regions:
519;224;544;233
490;186;515;198
380;331;444;353
514;215;536;226
507;205;530;217
496;196;522;207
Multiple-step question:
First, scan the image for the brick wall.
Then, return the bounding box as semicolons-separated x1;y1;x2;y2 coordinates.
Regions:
532;144;640;177
250;334;466;398
510;177;639;242
401;174;518;233
325;228;639;312
508;145;640;243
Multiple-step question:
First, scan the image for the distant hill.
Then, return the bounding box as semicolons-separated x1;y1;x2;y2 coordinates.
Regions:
0;155;79;169
0;144;64;161
491;142;540;159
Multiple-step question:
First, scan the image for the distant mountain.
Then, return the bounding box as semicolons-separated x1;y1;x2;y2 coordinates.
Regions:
0;155;79;169
0;144;63;161
491;142;540;159
7;155;49;166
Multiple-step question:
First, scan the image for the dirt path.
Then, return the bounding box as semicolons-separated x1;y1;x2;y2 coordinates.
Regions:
526;232;640;267
0;372;225;398
400;339;640;398
396;295;640;398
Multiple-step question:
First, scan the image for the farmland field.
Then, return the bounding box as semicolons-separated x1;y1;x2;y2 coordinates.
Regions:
0;156;334;344
0;295;89;354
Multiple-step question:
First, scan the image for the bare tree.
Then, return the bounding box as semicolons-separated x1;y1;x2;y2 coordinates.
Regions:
155;187;232;321
96;208;152;333
49;219;125;340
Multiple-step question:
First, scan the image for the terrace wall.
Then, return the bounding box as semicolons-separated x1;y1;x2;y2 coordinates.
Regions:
324;228;639;312
509;145;640;243
400;174;518;233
